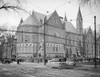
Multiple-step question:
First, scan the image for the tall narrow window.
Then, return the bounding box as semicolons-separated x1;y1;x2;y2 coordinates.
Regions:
22;30;23;42
55;45;58;52
56;45;58;52
53;45;55;52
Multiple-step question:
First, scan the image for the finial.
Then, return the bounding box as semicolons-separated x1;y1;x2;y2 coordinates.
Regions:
64;13;67;21
20;18;23;24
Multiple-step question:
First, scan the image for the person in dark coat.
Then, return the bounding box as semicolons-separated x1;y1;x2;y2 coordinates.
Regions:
17;59;19;64
45;59;48;63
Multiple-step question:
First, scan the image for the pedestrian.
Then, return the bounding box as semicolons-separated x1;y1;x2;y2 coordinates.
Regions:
45;59;48;63
17;59;19;64
63;58;66;62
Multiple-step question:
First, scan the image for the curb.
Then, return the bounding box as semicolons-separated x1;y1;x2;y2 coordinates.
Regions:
74;66;100;71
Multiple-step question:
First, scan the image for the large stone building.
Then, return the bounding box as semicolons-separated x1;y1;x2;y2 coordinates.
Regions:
16;7;100;60
16;10;66;58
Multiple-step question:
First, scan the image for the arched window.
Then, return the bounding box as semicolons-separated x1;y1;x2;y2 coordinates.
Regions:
53;44;55;52
56;45;58;52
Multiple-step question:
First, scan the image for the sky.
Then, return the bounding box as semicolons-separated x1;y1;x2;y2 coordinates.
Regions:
0;0;100;31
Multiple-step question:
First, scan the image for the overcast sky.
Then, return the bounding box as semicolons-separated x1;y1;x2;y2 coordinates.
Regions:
0;0;100;30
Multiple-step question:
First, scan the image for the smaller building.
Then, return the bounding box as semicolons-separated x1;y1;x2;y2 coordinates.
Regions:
0;36;5;60
1;34;17;60
83;27;94;58
96;35;100;58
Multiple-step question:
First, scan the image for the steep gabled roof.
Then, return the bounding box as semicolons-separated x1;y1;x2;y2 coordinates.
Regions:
77;6;82;20
46;10;64;29
65;22;77;33
19;10;64;27
20;11;46;26
34;11;46;23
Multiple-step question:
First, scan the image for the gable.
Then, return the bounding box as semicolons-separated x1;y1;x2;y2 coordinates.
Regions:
47;11;64;29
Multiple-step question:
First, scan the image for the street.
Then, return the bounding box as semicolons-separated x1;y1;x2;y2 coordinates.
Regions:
0;62;100;77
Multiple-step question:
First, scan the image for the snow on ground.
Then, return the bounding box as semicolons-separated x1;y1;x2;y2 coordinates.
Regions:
0;62;100;77
11;62;49;68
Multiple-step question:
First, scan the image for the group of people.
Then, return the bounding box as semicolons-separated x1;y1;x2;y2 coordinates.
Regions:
17;59;24;64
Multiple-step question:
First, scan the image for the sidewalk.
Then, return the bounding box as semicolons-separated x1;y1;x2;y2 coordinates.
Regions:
75;63;100;71
14;62;100;70
1;62;100;71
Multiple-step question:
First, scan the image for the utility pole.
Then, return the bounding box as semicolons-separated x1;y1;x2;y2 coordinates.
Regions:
44;16;47;65
94;16;97;68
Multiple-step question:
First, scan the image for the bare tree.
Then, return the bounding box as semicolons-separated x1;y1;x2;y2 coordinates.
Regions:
0;0;27;13
78;0;100;6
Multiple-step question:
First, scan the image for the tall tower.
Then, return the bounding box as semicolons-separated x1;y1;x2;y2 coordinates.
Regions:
76;7;83;35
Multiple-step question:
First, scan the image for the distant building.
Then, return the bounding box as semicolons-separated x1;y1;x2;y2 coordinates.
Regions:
96;35;100;58
83;27;94;58
2;35;17;59
0;28;17;60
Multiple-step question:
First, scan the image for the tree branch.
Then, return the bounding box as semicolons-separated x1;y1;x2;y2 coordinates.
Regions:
0;0;28;14
0;5;28;14
79;0;100;6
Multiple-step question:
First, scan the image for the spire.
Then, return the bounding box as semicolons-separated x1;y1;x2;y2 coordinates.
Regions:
32;10;34;15
64;13;67;21
44;16;47;24
19;18;23;24
76;6;83;35
77;6;82;20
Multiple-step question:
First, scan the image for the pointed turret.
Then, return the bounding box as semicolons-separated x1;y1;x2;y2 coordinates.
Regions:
44;16;47;23
32;10;35;15
76;6;83;35
19;18;23;25
87;26;93;34
64;13;67;22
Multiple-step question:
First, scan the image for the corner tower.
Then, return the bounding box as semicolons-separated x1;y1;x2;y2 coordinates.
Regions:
76;7;83;35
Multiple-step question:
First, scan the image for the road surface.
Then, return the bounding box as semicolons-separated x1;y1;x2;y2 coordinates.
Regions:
0;62;100;77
